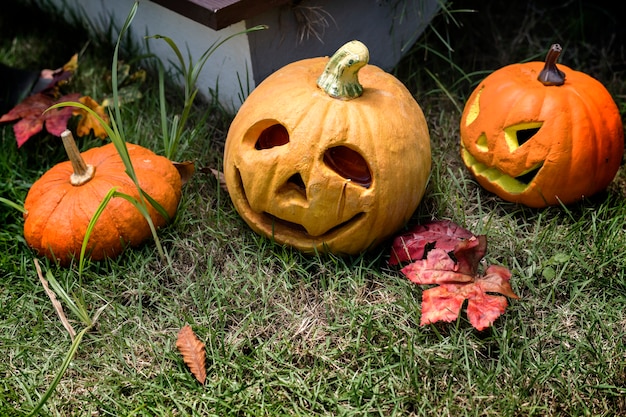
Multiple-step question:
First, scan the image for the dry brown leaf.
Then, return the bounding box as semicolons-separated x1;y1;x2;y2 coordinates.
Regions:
176;324;206;384
207;168;228;192
172;160;195;186
200;168;228;192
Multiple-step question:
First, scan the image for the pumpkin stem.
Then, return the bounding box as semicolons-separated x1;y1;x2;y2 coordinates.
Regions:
537;44;566;86
61;129;95;186
317;40;369;100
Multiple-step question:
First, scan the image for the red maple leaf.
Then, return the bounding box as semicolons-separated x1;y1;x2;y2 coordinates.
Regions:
389;219;474;265
0;92;80;147
391;220;519;331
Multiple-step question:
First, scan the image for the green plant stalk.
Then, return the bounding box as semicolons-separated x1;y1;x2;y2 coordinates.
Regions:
25;326;90;417
78;187;117;275
45;269;92;326
0;196;26;214
148;24;267;160
77;188;167;274
111;1;139;143
23;298;108;416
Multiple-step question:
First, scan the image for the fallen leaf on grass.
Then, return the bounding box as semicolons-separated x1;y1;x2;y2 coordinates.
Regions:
0;92;81;147
390;220;519;331
176;324;206;384
198;167;228;191
0;53;112;145
172;161;196;186
389;219;474;265
74;95;110;139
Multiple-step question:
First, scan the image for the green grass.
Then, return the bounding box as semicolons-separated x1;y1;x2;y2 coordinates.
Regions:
2;0;626;416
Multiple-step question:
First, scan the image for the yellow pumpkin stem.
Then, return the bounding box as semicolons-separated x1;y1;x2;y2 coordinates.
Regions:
537;43;566;86
60;129;95;186
317;40;369;100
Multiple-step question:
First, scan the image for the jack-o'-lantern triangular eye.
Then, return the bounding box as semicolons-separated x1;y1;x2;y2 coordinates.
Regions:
255;124;289;149
324;146;372;188
504;122;542;151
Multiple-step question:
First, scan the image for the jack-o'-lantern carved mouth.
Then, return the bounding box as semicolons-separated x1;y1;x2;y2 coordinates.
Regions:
261;211;365;238
233;167;365;239
461;148;544;194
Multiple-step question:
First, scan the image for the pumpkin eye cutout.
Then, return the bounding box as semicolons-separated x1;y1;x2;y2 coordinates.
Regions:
323;146;372;188
255;124;289;150
504;122;542;151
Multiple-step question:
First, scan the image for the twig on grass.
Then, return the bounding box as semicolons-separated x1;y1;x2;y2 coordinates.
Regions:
34;259;76;340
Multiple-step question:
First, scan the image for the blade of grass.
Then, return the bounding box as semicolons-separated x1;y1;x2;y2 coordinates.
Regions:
0;196;26;214
25;326;89;417
147;24;267;160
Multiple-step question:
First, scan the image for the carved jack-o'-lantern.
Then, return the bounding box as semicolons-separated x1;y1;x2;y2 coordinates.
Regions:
460;44;624;208
223;41;431;255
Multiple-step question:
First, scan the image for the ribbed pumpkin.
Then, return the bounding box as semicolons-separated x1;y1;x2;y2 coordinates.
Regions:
460;44;624;208
223;40;431;255
23;130;182;265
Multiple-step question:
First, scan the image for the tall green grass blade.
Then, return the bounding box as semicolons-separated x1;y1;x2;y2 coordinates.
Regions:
423;67;462;113
25;326;89;417
146;24;267;160
113;191;166;260
111;1;139;141
45;270;92;326
156;60;170;155
0;196;26;214
78;187;118;275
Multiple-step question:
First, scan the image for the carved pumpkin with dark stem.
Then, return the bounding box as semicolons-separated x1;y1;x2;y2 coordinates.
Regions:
460;44;624;208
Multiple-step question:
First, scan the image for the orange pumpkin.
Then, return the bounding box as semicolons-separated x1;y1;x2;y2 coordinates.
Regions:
223;40;431;255
460;44;624;208
23;130;182;265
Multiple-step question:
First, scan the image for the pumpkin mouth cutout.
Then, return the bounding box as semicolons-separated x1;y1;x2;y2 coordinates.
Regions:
233;167;366;238
461;148;543;194
263;212;365;238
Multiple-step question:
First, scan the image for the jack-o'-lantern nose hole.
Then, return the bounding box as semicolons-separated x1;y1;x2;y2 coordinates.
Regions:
287;173;307;196
324;146;372;188
255;124;289;150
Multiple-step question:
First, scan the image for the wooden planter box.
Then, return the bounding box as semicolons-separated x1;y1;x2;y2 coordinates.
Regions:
37;0;439;112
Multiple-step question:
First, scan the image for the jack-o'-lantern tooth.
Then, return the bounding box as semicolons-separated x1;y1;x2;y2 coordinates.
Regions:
514;163;543;185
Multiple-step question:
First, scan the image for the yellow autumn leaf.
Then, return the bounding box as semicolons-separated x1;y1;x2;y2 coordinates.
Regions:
73;95;110;139
63;53;78;73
